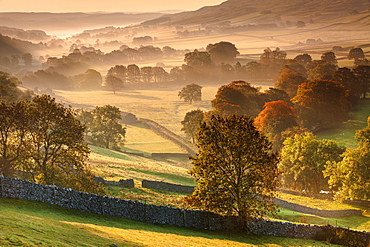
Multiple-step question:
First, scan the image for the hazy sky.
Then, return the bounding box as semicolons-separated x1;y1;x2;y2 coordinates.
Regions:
0;0;226;13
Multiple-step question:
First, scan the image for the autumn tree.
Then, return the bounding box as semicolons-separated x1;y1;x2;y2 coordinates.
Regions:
324;117;370;201
206;41;239;64
212;81;260;116
178;83;202;104
292;79;349;130
21;53;33;67
184;115;280;223
254;100;297;150
275;66;306;98
181;109;204;143
90;105;126;150
279;133;345;193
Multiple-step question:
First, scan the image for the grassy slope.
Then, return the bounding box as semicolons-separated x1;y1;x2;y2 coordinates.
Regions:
316;99;370;148
0;198;340;247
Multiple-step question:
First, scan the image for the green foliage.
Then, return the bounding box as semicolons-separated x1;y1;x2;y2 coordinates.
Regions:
185;115;280;221
0;95;103;194
87;105;126;150
279;133;345;193
325;117;370;201
181;109;204;142
178;83;202;104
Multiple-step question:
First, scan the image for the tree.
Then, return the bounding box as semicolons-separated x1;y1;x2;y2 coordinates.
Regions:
254;100;297;147
181;109;204;143
141;66;153;83
91;105;126;150
184;115;280;223
353;65;370;98
107;65;127;83
321;52;337;64
348;47;365;61
127;64;141;84
296;21;306;28
0;71;33;103
292;79;349;130
294;53;312;68
332;67;362;105
80;69;102;90
152;66;167;83
178;83;202;104
14;95;103;194
324;117;370;201
275;66;306;98
259;47;287;78
105;75;123;94
21;53;33;67
279;133;345;193
0;101;30;176
211;81;260;116
307;62;337;81
206;41;239;64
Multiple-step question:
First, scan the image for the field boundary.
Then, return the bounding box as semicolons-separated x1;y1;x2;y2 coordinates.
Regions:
0;176;369;246
139;118;197;156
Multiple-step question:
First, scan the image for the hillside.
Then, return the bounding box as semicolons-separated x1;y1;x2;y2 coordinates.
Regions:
143;0;370;26
0;34;44;57
0;12;164;34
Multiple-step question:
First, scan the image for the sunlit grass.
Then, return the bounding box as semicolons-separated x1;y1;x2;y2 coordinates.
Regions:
0;198;341;247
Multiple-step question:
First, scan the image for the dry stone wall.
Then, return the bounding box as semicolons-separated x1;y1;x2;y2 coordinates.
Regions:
0;176;369;247
142;180;195;194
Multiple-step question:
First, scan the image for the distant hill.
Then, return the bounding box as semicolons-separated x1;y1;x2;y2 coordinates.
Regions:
0;34;44;57
0;12;165;34
142;0;370;26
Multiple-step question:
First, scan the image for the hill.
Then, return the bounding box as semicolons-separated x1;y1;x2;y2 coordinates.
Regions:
143;0;369;26
0;34;44;57
0;12;165;35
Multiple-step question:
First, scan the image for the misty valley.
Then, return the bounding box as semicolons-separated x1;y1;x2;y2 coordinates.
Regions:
0;0;369;246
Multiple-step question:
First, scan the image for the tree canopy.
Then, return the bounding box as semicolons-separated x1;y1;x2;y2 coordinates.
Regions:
185;115;280;223
292;79;349;130
0;95;103;194
181;109;204;143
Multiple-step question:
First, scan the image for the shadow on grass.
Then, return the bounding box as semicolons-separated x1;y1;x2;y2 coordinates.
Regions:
0;198;337;247
127;168;195;186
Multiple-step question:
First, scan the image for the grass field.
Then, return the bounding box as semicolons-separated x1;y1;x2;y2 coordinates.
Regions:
0;198;343;247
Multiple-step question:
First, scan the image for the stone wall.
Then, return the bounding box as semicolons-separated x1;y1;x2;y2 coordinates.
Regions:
0;176;369;247
93;177;134;188
274;198;363;218
142;180;195;194
151;153;191;158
